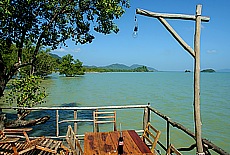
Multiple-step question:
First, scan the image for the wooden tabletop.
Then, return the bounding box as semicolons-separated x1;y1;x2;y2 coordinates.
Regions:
84;130;154;155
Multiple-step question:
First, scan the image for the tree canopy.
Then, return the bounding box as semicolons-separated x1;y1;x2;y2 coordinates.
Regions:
59;54;85;76
84;65;151;72
0;0;130;97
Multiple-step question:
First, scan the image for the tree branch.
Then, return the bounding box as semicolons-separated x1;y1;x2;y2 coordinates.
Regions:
32;0;74;63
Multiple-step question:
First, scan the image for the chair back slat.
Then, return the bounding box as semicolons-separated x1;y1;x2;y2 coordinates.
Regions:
0;130;5;140
93;111;117;132
142;122;161;153
66;125;83;155
166;144;183;155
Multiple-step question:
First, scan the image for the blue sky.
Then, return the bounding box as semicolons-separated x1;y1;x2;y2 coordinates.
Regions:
52;0;230;71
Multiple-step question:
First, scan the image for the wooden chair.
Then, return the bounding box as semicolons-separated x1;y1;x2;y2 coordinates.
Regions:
34;136;64;154
141;122;161;154
0;128;40;155
93;111;117;132
1;128;69;155
23;136;68;155
65;125;83;155
166;144;182;155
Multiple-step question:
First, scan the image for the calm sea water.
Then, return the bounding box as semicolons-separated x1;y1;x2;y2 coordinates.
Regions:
2;72;230;154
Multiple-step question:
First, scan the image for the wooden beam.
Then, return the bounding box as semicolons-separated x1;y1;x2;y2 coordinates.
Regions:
157;17;195;57
136;8;210;22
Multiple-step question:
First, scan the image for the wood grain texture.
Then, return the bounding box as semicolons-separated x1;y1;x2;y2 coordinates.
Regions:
84;130;154;155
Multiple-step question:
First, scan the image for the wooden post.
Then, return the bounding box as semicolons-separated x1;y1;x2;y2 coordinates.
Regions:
166;117;170;149
143;103;150;130
56;110;59;137
136;4;209;154
194;5;203;154
74;110;77;134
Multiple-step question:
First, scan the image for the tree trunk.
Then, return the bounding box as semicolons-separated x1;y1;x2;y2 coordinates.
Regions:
0;114;6;130
17;110;31;121
0;77;6;98
1;109;50;129
4;116;50;128
0;54;6;97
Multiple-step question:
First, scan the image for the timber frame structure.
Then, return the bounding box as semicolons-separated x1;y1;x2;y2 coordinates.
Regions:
1;104;229;154
136;4;210;154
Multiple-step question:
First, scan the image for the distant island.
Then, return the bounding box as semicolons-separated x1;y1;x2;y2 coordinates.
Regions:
201;69;215;73
48;54;158;73
50;53;230;73
84;63;158;72
185;70;191;73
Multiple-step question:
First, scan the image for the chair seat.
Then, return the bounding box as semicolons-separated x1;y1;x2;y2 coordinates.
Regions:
0;129;37;155
35;137;62;154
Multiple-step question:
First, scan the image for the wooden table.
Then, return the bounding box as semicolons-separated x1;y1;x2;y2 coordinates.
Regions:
84;130;154;155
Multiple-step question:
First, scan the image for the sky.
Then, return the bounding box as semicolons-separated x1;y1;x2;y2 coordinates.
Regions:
52;0;230;71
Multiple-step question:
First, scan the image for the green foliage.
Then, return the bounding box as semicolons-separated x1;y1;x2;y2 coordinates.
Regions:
133;66;149;72
59;54;85;77
84;65;150;72
0;41;57;77
5;76;47;107
0;0;130;49
20;47;59;77
0;0;129;97
0;41;18;74
34;50;58;77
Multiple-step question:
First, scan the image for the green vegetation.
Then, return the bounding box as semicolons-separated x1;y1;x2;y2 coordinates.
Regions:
201;69;215;73
84;65;152;72
0;0;129;97
59;54;85;77
133;66;149;72
5;76;47;117
0;0;129;127
33;50;59;77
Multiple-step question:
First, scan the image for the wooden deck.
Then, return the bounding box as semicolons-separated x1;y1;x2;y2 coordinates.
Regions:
1;105;229;155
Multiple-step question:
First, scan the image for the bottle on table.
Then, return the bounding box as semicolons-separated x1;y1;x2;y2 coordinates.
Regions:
118;123;123;154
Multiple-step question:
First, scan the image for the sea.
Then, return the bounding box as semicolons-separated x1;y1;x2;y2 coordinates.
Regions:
1;72;230;154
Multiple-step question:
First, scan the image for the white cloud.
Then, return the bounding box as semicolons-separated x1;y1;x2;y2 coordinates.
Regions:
54;48;67;52
207;49;217;54
73;48;81;53
53;47;81;53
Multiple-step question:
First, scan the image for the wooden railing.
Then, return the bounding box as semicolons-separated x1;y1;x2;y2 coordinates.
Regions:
1;105;147;138
1;104;228;155
144;103;229;155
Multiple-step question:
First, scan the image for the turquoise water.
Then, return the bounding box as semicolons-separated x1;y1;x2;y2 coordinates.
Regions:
2;72;230;154
42;72;230;153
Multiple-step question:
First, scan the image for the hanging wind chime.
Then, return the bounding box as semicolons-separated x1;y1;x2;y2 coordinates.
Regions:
132;15;138;38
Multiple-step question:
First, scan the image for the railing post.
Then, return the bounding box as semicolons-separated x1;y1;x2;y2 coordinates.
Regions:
166;117;170;149
74;110;77;134
143;103;150;130
56;110;59;137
